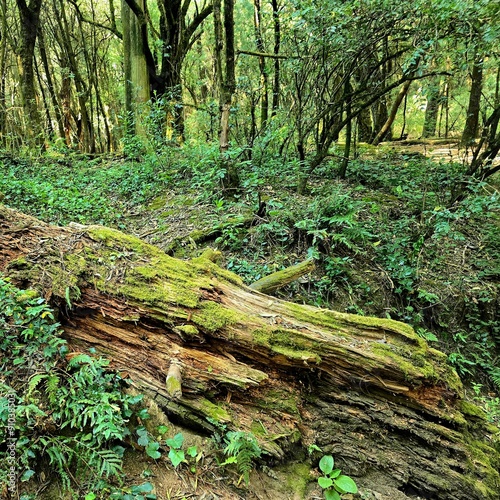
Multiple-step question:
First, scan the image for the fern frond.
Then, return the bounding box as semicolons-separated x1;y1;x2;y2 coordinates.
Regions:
27;374;47;397
46;373;60;405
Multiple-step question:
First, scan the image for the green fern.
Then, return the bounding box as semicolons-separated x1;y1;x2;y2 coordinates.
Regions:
223;431;262;485
490;368;500;391
27;373;48;397
46;373;60;405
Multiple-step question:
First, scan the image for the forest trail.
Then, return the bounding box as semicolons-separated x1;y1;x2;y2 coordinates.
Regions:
386;140;500;168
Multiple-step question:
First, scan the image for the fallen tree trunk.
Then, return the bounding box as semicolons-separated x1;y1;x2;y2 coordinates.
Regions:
0;205;499;499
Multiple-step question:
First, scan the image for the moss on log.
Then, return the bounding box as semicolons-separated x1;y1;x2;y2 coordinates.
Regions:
249;258;315;294
1;204;499;499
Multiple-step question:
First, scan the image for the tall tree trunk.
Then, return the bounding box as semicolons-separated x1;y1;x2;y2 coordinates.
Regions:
54;0;95;152
1;205;499;500
461;54;483;146
37;28;65;141
422;78;441;138
15;0;44;147
155;0;213;141
339;78;352;178
122;0;149;138
357;107;372;142
215;0;239;190
0;0;8;144
270;0;280;115
253;0;268;130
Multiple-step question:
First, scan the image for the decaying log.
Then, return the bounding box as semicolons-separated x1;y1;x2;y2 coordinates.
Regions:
249;258;315;294
0;205;499;499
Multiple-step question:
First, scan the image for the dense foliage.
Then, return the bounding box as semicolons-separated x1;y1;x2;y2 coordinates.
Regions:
0;276;158;498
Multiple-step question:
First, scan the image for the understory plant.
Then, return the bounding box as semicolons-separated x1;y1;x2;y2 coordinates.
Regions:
0;276;155;499
318;455;358;499
221;431;263;486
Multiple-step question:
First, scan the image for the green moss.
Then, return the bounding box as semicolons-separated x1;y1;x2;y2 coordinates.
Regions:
283;462;312;497
250;420;268;436
15;289;39;302
175;324;200;336
192;258;243;286
148;195;169;210
192;301;241;332
198;398;231;423
460;401;488;420
7;256;29;270
165;374;182;397
284;302;420;345
87;226;163;256
462;438;500;496
254;389;301;418
253;327;321;364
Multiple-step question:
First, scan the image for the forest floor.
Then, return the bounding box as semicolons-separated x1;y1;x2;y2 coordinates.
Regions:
1;140;499;499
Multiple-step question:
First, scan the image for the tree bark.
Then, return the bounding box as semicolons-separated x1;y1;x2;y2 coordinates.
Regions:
270;0;281;116
253;0;268;130
122;0;150;138
249;259;315;294
15;0;44;147
461;54;483;146
422;78;441;138
214;0;239;190
0;205;499;500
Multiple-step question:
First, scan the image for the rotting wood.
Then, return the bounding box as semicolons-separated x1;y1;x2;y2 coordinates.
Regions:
0;204;499;499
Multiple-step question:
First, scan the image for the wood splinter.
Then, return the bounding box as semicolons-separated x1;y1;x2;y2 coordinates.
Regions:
165;361;183;399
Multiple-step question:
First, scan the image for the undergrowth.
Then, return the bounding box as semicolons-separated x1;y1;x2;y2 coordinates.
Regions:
0;276;156;499
0;144;499;398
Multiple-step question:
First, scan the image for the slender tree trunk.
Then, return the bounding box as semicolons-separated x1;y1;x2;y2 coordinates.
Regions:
38;28;65;140
215;0;239;190
339;78;352;178
122;0;149;138
422;78;441;138
15;0;44;146
253;0;268;130
357;107;372;142
461;54;483;146
270;0;280;115
55;0;95;152
0;0;8;144
34;53;54;139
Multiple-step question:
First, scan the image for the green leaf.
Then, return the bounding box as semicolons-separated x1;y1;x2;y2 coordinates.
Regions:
318;476;333;489
138;434;149;447
221;456;238;465
319;455;334;474
165;432;184;449
187;445;198;458
84;494;97;500
20;469;35;482
168;448;185;468
134;482;154;493
334;475;358;493
157;425;169;435
146;442;161;460
330;468;341;479
324;490;341;500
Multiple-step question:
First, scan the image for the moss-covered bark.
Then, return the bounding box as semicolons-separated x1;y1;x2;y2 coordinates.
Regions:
1;205;499;499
